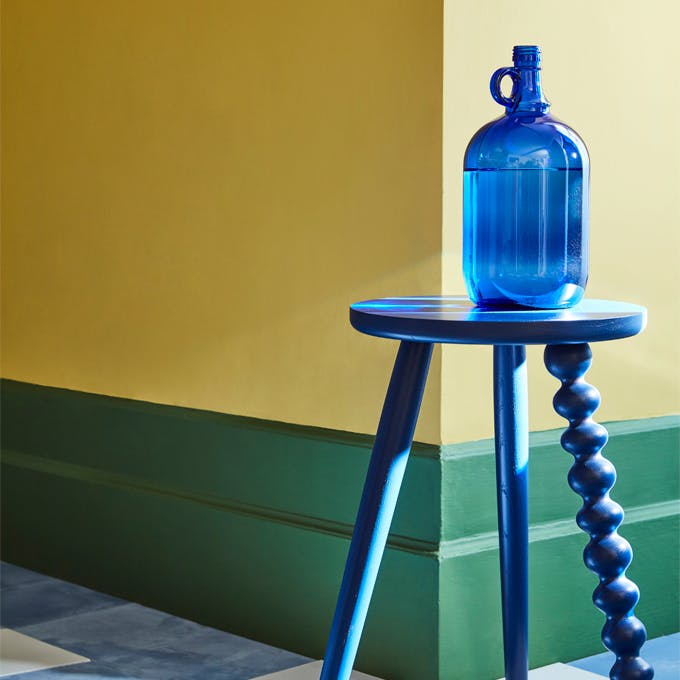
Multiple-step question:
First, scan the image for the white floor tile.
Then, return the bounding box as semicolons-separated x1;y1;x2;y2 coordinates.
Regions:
499;663;607;679
0;629;89;677
253;660;608;680
252;660;382;680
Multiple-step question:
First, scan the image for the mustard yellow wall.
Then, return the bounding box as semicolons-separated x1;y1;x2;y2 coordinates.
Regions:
4;1;678;448
1;1;443;443
442;0;680;442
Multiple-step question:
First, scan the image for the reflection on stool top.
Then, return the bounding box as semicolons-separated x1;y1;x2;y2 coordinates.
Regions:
350;296;646;345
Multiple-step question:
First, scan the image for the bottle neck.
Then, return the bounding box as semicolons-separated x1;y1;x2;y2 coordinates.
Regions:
513;67;550;114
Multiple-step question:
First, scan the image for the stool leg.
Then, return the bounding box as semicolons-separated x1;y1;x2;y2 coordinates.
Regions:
320;340;433;680
544;343;653;680
493;344;529;680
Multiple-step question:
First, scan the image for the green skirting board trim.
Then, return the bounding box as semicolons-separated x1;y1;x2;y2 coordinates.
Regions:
1;379;678;680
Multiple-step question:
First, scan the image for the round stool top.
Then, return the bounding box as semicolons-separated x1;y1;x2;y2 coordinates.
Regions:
350;297;647;345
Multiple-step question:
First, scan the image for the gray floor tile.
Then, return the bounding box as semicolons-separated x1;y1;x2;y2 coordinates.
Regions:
1;578;125;629
0;563;52;590
19;602;308;678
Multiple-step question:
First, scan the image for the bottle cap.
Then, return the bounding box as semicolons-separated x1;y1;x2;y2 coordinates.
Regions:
513;45;541;69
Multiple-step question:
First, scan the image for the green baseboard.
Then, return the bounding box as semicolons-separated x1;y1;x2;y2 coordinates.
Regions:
1;379;678;679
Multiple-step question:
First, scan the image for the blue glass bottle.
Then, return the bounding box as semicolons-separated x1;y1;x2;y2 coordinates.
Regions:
463;45;589;308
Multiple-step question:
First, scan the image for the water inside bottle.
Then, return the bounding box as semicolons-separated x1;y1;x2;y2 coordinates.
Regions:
463;167;587;308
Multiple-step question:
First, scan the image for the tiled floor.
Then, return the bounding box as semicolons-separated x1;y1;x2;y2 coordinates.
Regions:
1;562;677;679
0;562;308;679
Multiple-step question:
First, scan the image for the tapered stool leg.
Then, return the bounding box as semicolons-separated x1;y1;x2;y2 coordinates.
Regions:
493;344;529;680
320;340;433;680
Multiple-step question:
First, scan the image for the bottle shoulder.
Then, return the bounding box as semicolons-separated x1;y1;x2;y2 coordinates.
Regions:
464;112;589;170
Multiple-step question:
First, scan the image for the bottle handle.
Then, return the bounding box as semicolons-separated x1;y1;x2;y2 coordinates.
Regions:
490;67;520;108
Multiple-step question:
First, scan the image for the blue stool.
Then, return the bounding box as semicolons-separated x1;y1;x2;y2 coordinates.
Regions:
320;297;653;680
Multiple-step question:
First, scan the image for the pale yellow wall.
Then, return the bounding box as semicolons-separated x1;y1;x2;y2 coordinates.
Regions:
442;0;680;443
1;1;443;443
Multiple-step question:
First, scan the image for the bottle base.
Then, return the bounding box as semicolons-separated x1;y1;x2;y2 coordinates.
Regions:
467;282;585;310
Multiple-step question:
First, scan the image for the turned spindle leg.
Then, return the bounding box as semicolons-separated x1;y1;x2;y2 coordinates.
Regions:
544;343;653;680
